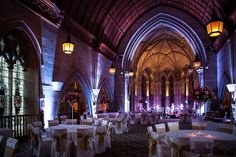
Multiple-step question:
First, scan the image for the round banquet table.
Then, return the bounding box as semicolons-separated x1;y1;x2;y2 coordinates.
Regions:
163;130;236;146
46;124;96;140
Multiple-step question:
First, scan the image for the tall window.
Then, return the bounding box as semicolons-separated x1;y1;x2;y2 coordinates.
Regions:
0;35;25;115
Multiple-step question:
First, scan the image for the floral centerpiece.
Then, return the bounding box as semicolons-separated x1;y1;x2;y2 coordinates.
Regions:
100;97;111;104
189;87;216;102
99;97;111;112
189;87;217;113
61;91;80;105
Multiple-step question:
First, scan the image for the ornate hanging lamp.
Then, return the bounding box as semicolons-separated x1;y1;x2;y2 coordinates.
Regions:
62;33;75;54
129;68;134;77
206;0;224;37
109;62;116;74
192;56;201;69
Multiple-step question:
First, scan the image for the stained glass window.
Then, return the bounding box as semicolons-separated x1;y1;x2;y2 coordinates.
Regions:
0;36;25;115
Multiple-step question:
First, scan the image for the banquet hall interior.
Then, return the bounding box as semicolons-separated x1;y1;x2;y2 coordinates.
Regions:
0;0;236;157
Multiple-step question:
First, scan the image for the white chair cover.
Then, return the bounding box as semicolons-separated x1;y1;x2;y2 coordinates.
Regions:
192;122;207;130
140;114;148;125
219;123;234;134
154;124;166;135
31;127;53;157
66;119;77;125
122;119;129;133
94;127;106;154
114;118;123;135
48;120;59;127
80;119;93;125
105;122;113;148
32;121;44;132
129;113;136;124
167;122;179;131
50;128;69;157
3;137;18;157
74;129;94;157
60;115;67;124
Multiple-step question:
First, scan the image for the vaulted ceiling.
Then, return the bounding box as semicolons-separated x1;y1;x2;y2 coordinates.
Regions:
55;0;236;59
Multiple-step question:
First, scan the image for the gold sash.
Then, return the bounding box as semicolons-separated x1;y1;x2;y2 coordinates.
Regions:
77;132;93;150
96;131;106;145
52;133;67;153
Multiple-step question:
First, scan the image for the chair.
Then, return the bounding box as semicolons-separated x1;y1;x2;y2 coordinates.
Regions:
219;124;234;134
101;119;108;127
66;119;77;125
59;115;67;124
105;122;113;148
51;128;69;157
48;120;59;127
0;135;3;156
32;121;44;132
122;118;129;133
31;127;53;157
80;119;93;125
167;122;179;131
192;122;207;130
114;118;124;135
3;137;18;157
140;113;148;125
154;123;166;135
75;129;94;157
94;127;106;154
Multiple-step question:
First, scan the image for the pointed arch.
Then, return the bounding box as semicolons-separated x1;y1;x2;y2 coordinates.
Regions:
60;71;93;114
98;78;113;100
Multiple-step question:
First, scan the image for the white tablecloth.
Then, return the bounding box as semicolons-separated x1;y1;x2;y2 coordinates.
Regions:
163;130;236;145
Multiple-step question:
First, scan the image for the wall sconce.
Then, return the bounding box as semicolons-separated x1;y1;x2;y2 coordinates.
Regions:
109;62;116;74
62;33;75;54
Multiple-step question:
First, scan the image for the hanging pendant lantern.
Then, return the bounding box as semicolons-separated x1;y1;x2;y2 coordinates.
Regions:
129;68;134;77
62;33;75;54
206;1;224;37
109;62;116;74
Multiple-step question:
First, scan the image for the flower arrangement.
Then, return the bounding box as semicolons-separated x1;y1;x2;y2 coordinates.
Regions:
61;91;81;105
100;97;111;104
189;87;216;102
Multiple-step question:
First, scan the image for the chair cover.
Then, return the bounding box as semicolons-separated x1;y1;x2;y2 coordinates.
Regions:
129;113;136;124
167;122;179;131
154;124;166;135
32;121;44;132
51;129;69;157
60;115;67;124
74;129;94;157
48;120;59;127
219;124;234;134
192;122;207;130
81;119;93;125
122;119;129;133
114;118;123;135
140;114;148;125
94;127;106;154
3;137;18;157
31;127;53;157
66;119;77;125
105;122;113;148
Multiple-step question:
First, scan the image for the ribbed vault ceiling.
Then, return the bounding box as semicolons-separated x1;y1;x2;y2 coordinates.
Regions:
54;0;236;58
135;27;194;74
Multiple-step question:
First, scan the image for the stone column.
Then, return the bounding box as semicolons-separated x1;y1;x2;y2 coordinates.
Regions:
146;80;150;110
196;68;204;87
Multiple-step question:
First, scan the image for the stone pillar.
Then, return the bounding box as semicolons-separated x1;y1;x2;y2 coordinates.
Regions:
196;68;204;87
146;80;150;110
134;78;141;112
124;73;129;112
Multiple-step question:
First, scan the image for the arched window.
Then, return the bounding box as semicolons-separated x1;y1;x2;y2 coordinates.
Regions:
0;34;25;115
